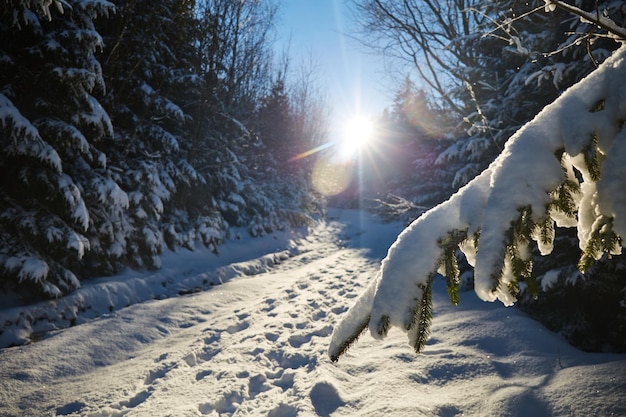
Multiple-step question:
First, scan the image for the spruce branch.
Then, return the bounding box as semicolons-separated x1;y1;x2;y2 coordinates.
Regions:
376;314;391;338
407;277;434;353
583;133;603;182
579;216;621;272
329;314;370;363
437;230;468;306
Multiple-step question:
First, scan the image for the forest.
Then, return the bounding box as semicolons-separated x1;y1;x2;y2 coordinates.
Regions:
1;0;326;299
2;0;626;354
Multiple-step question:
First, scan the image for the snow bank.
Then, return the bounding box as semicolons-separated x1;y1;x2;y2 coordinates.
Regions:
0;222;317;348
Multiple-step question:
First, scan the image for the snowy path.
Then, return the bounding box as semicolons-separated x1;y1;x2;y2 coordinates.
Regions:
1;210;625;416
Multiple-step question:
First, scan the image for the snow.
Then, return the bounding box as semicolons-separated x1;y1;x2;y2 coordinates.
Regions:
0;209;624;416
67;230;89;259
58;174;90;231
0;92;63;173
16;256;49;283
96;177;130;208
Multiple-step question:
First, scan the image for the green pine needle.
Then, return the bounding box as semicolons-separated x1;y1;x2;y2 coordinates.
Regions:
409;278;433;354
583;134;602;182
437;230;466;306
376;314;391;338
329;314;370;363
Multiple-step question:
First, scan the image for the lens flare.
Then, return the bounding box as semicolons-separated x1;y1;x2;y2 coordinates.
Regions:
311;157;353;196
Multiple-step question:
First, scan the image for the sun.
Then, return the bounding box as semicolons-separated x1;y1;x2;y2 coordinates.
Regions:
339;115;374;158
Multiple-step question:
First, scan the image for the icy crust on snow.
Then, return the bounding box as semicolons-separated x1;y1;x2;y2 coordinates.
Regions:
333;46;626;350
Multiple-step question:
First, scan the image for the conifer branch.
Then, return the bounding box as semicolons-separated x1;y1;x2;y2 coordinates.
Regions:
329;314;370;363
377;314;391;338
408;277;434;353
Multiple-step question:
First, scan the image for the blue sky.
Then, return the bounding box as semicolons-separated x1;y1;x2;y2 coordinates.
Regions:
276;0;391;139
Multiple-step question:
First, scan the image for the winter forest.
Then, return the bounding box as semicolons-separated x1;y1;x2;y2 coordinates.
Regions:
2;0;626;415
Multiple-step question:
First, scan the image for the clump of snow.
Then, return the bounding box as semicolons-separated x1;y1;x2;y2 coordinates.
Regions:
95;176;130;208
67;230;89;259
16;256;49;283
540;268;561;291
58;174;90;231
0;92;62;173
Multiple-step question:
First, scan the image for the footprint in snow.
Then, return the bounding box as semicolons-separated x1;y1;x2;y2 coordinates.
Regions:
225;320;250;334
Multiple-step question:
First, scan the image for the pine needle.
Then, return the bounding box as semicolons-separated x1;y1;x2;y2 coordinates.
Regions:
328;314;370;363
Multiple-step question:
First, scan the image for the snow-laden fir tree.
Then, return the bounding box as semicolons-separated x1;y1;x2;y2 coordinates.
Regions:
95;0;220;270
329;39;626;360
0;0;115;298
353;1;622;190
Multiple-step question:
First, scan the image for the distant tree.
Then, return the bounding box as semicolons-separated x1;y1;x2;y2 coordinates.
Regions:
289;56;330;158
196;0;278;116
189;0;321;237
373;79;455;214
256;78;295;160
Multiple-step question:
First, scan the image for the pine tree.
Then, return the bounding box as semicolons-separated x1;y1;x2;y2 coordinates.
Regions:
374;79;457;214
95;0;214;269
0;0;116;298
255;78;295;163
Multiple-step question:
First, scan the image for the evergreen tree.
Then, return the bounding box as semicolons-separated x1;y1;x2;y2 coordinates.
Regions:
255;78;295;163
0;0;115;298
95;0;214;269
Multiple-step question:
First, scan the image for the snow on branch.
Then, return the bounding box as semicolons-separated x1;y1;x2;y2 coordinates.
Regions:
544;0;626;41
329;46;626;362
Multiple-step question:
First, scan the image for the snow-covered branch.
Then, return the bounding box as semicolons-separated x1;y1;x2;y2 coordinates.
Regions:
329;46;626;361
544;0;626;40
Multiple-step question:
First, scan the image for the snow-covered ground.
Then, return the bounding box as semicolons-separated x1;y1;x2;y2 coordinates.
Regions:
0;209;625;417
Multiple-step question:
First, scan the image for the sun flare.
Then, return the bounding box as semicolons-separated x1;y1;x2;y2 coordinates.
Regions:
339;115;374;158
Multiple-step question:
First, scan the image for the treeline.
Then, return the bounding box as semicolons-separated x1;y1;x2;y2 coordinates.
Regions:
0;0;326;300
352;0;626;352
